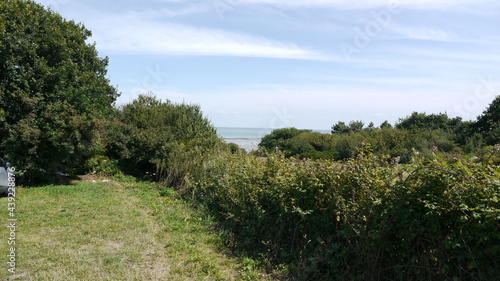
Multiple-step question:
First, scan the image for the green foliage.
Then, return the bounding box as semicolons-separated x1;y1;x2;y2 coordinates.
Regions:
191;147;500;280
227;142;247;155
331;120;364;134
396;112;473;146
259;127;311;151
475;95;500;145
380;120;393;128
348;120;364;132
331;121;349;134
396;112;461;131
2;3;498;279
258;126;460;163
109;94;224;189
84;155;121;177
0;0;119;184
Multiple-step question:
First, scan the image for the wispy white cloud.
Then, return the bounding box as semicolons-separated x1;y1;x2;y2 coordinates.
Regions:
85;10;328;60
31;0;499;128
235;0;487;10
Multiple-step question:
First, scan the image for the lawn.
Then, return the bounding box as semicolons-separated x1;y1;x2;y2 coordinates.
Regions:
0;177;273;280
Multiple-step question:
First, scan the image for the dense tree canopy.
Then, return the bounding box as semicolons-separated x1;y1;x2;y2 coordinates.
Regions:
0;0;119;183
395;112;463;132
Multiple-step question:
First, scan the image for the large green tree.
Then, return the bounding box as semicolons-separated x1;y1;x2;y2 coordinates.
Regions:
0;0;119;184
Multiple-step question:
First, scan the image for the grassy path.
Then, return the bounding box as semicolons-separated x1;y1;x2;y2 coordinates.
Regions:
0;178;272;280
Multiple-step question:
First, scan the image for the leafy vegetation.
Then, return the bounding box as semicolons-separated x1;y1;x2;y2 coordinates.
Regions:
189;147;500;280
2;1;499;280
191;100;500;280
258;103;500;164
104;94;225;189
475;96;500;145
0;0;119;184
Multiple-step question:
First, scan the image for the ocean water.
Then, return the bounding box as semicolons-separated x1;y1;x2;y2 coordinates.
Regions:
216;127;272;151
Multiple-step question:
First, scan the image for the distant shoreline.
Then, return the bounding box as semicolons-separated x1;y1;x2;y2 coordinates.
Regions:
217;127;330;151
222;137;261;151
216;127;273;139
216;127;330;138
223;137;262;141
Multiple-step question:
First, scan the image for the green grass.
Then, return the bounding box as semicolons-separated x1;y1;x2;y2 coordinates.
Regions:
0;178;273;280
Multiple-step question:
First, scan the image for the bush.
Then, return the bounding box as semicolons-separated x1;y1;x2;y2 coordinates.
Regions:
259;127;461;164
109;94;225;189
190;147;500;280
259;128;311;152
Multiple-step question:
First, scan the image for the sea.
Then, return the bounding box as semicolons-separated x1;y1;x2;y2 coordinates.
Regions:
216;127;331;151
216;127;273;151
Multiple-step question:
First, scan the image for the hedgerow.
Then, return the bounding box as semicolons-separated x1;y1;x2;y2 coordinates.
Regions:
189;145;500;280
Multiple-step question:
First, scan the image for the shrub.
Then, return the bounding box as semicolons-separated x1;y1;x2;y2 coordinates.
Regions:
109;94;225;189
259;128;311;151
190;147;500;280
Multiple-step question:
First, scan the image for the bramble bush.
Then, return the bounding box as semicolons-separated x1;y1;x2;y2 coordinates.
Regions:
189;145;500;280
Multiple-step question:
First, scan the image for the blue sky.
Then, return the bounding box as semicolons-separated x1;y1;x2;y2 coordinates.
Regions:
35;0;500;130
